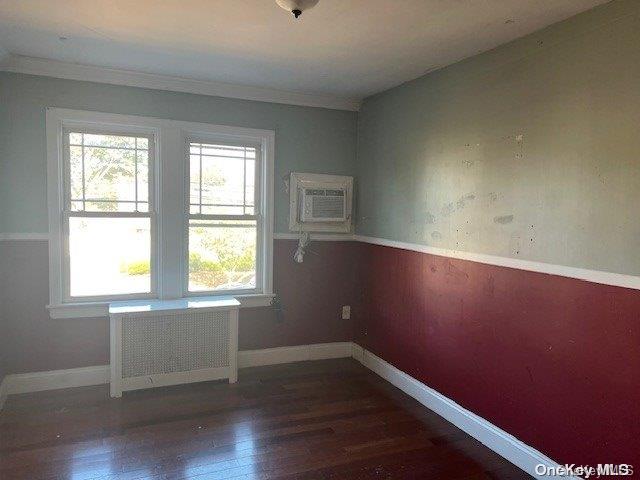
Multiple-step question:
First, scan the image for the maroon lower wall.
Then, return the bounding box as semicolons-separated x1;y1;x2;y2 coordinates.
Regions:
357;242;640;468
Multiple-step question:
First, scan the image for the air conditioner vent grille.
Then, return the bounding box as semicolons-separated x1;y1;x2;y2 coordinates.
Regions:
311;195;344;218
121;311;230;378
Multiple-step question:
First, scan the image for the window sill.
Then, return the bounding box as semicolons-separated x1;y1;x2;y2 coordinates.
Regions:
47;294;276;319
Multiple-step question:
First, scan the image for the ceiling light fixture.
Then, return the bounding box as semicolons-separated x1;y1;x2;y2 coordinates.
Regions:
276;0;319;19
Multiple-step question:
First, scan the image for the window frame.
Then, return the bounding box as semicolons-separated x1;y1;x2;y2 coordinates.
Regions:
183;135;263;296
61;126;159;303
46;108;274;319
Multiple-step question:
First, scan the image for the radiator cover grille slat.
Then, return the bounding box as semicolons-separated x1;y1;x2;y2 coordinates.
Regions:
121;310;230;378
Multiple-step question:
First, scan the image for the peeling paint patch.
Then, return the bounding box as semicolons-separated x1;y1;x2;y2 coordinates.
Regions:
441;202;455;216
494;214;514;224
425;212;436;224
446;193;477;214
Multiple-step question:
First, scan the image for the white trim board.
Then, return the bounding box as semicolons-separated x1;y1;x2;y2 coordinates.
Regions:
2;365;110;396
0;233;49;241
355;234;640;291
273;232;354;241
47;294;274;319
0;55;360;112
355;347;577;480
238;342;353;368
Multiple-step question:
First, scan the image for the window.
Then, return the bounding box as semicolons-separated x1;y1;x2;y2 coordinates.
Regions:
47;109;274;318
187;141;260;293
65;131;155;299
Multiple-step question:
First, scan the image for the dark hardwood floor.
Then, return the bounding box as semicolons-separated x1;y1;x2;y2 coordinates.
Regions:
0;358;531;479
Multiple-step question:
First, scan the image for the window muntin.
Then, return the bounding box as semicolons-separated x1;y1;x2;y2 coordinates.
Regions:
187;141;260;293
63;130;155;299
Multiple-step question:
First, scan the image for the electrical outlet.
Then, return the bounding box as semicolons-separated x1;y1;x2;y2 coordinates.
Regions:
341;305;351;320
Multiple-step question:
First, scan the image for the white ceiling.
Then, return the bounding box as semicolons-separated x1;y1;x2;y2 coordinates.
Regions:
0;0;606;103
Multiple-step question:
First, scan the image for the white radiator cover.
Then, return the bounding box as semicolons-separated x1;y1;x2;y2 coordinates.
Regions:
109;297;240;397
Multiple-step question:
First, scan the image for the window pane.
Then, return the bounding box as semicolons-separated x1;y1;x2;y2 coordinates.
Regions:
69;146;84;200
69;132;83;145
84;146;136;203
188;220;256;292
201;205;244;215
201;156;244;205
69;217;152;297
189;154;201;207
83;133;136;149
245;158;255;210
136;150;149;202
82;200;137;212
189;143;256;211
67;132;151;212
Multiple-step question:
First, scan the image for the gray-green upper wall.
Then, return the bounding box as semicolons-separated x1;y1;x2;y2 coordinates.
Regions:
356;0;640;276
0;73;357;234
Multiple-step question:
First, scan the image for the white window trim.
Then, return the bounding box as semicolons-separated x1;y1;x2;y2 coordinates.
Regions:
46;108;274;319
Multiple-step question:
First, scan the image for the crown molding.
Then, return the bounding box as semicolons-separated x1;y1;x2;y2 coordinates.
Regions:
0;54;360;112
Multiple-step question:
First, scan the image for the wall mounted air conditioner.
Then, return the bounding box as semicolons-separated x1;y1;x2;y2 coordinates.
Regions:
289;173;353;233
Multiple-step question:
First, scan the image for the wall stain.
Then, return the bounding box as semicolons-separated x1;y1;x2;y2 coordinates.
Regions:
431;231;442;240
494;214;514;224
441;202;455;216
425;212;436;224
483;275;495;296
443;193;476;215
445;260;469;283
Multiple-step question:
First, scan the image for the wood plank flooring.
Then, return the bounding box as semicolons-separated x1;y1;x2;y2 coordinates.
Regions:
0;358;531;479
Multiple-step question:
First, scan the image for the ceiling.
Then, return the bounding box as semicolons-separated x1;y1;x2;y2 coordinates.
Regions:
0;0;606;103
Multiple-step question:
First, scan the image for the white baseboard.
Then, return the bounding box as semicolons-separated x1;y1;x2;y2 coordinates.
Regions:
351;342;364;362
0;342;354;404
238;342;353;368
2;365;110;396
121;366;232;393
355;346;576;480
